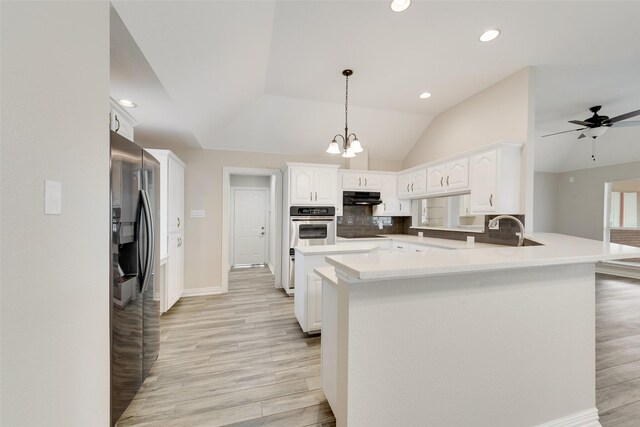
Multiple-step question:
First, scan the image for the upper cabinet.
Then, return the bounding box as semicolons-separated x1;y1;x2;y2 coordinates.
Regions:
341;172;382;191
109;99;136;142
398;168;427;199
373;174;411;217
426;158;469;196
288;164;339;206
469;144;521;215
168;155;185;234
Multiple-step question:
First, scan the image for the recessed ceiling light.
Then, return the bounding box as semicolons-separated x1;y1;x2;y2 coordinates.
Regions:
118;99;137;108
419;92;432;99
479;29;501;42
390;0;411;13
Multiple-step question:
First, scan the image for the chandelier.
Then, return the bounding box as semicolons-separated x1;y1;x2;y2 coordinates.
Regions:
326;69;363;158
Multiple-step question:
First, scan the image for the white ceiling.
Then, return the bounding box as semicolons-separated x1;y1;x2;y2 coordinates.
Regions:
111;0;640;168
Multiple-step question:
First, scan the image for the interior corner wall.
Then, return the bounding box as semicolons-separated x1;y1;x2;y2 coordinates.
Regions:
555;161;640;241
533;171;559;232
402;68;532;169
1;2;110;426
134;143;346;291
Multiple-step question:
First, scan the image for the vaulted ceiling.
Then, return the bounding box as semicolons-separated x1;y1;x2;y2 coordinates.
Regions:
111;1;640;170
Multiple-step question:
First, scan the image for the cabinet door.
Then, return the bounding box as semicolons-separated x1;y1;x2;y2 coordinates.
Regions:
398;173;412;198
446;158;469;191
459;194;471;216
167;234;184;310
362;174;382;190
374;175;395;215
426;165;446;194
341;172;362;190
111;109;134;142
470;150;498;213
396;199;411;216
307;273;323;332
168;156;184;234
412;169;427;195
290;168;314;204
313;168;337;205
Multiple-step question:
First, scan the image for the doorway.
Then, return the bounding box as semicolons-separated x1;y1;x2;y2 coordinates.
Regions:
231;188;268;267
603;178;640;268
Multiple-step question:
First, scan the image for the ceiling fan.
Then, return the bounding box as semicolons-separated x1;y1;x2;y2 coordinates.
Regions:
541;105;640;161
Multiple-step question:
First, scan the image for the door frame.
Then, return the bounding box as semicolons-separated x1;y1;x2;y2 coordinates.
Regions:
230;187;269;267
222;167;282;293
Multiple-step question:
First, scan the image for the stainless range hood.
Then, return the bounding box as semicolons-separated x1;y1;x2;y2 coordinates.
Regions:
343;191;382;206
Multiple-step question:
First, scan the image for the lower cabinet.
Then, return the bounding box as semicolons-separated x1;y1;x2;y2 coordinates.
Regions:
166;233;184;311
307;273;323;333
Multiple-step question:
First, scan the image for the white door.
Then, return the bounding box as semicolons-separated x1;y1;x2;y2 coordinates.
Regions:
290;168;314;204
446;158;469;191
233;189;267;266
470;150;498;213
167;233;183;311
313;168;338;205
426;165;446;194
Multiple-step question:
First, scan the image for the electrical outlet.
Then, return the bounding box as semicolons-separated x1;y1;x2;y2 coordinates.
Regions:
489;219;500;230
378;222;383;230
418;231;424;237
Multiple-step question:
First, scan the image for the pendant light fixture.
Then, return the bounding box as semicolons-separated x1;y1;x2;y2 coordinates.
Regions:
327;69;363;158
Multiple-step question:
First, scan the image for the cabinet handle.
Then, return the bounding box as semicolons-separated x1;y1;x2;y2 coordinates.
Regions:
440;177;443;187
315;192;317;201
365;178;367;186
310;192;313;201
359;177;362;187
407;183;410;192
411;183;414;191
177;217;180;228
399;202;402;210
383;203;386;210
114;115;120;132
446;176;449;186
489;194;493;207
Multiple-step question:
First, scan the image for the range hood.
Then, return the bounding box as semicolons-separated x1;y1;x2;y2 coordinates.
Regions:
343;191;382;206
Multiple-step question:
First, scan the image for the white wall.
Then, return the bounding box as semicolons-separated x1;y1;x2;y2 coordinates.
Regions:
533;171;559;232
1;2;110;426
554;161;640;240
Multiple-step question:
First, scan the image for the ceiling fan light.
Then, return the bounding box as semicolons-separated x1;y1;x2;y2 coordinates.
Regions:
350;139;363;153
326;140;341;154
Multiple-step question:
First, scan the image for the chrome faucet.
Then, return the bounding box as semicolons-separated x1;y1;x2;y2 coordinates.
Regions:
488;215;525;247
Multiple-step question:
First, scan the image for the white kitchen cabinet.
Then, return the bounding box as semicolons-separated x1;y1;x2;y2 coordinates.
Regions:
289;165;338;205
167;233;184;311
469;144;521;215
459;194;472;216
307;273;323;333
398;168;427;199
374;174;411;217
168;155;185;234
110;99;137;142
426;158;469;196
341;172;382;191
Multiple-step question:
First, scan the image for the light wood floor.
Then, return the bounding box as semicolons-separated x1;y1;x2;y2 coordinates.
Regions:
596;274;640;426
117;267;335;427
118;269;640;426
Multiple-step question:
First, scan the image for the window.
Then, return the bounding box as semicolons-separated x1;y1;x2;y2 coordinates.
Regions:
609;191;638;228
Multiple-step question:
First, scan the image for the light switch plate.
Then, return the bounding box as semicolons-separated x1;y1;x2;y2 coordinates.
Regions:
467;236;475;243
44;180;62;215
190;209;205;218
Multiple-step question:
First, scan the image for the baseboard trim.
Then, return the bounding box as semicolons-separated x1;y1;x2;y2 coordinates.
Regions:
537;408;600;427
181;286;223;297
597;262;640;280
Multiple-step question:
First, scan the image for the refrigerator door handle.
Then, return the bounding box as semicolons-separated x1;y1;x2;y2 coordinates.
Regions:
140;189;155;293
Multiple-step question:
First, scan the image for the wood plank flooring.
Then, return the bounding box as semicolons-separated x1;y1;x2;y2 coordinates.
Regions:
118;269;640;426
117;267;335;427
596;274;640;426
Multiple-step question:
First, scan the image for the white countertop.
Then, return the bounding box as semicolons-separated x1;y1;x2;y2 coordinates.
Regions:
337;234;501;249
295;243;379;256
314;266;338;285
326;233;640;281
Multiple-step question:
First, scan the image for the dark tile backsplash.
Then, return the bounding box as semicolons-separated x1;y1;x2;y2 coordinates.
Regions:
338;205;526;246
337;205;409;238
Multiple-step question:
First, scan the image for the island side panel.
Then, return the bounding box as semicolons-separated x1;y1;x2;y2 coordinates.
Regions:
343;263;597;427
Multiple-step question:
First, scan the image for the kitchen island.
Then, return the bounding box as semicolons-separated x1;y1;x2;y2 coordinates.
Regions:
319;233;640;427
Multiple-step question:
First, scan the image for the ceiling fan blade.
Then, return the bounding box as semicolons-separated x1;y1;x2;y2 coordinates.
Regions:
541;127;587;138
568;120;597;127
611;120;640;128
606;109;640;124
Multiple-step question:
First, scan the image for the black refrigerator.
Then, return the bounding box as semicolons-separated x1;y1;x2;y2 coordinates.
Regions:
110;131;160;425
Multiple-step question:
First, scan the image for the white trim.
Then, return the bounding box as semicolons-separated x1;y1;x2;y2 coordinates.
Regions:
230;187;268;267
267;262;275;275
181;286;222;297
222;167;283;294
597;262;640;279
535;408;600;427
